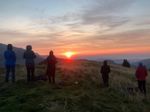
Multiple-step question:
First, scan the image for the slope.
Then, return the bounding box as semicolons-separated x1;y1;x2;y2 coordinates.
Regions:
0;60;149;112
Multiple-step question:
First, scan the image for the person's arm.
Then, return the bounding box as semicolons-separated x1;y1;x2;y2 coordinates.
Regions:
13;52;16;62
46;56;49;64
23;52;26;59
135;69;138;78
34;52;36;59
4;51;7;60
145;68;148;77
32;51;36;59
146;71;148;77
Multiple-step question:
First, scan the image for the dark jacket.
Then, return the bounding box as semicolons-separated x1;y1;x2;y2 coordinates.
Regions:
4;50;16;66
46;55;57;76
101;65;110;75
46;55;57;68
136;66;148;80
23;50;36;65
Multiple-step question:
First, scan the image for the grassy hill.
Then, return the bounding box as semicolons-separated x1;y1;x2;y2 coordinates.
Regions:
0;60;150;112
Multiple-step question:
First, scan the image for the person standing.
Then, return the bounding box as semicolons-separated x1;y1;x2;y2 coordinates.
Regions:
4;44;16;82
100;60;111;87
23;45;36;82
135;63;148;95
46;50;57;84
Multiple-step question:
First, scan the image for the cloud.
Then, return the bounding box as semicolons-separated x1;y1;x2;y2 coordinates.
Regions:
32;0;136;34
0;29;28;36
0;0;150;57
83;28;150;49
0;26;150;56
0;29;50;44
82;0;135;15
79;0;136;29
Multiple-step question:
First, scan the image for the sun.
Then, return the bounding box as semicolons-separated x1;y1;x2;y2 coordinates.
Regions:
64;51;75;58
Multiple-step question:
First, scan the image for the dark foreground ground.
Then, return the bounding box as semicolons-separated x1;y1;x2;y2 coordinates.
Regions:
0;60;150;112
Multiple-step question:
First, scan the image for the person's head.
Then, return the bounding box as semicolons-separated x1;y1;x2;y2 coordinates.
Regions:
7;44;13;50
124;59;128;62
103;60;108;65
26;45;32;51
139;62;143;67
49;50;54;56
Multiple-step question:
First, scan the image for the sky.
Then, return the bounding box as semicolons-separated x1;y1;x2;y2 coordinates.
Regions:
0;0;150;59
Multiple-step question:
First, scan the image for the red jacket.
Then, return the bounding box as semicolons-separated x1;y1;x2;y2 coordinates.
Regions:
136;66;148;80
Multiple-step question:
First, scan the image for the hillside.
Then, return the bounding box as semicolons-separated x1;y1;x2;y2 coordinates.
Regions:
0;43;43;67
0;60;150;112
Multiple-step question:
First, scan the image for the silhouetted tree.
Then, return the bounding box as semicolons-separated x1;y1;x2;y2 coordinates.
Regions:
122;59;131;68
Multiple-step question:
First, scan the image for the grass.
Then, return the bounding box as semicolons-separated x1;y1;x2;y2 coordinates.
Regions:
0;60;149;112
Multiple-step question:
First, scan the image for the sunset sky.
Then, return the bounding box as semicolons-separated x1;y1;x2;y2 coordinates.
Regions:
0;0;150;59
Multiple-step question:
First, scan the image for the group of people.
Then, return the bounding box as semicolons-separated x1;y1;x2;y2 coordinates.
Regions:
4;44;57;83
100;60;148;95
3;44;148;95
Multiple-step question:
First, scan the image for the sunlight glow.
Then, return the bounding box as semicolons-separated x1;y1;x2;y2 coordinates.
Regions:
64;51;75;58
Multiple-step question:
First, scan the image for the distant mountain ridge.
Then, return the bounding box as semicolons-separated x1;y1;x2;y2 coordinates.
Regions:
133;58;150;69
0;43;44;67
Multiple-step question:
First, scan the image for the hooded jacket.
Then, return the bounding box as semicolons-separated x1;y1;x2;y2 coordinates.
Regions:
23;50;36;65
101;65;110;75
4;50;16;66
136;66;148;80
47;55;57;67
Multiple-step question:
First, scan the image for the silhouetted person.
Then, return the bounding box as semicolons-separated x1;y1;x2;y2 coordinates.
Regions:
122;59;131;68
46;50;57;84
100;60;111;87
23;45;36;82
135;63;148;95
4;44;16;82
